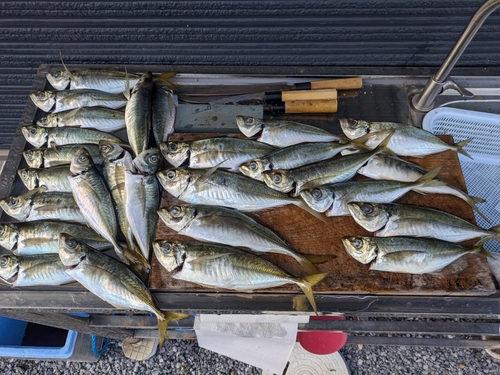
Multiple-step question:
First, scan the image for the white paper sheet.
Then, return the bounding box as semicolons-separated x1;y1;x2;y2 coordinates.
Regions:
194;314;309;374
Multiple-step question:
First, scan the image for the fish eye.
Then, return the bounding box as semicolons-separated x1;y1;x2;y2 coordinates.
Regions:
162;243;171;252
312;189;322;199
100;144;110;153
170;206;181;216
53;72;61;78
249;162;257;171
78;154;88;162
169;143;177;151
26;150;33;158
244;117;253;124
30;128;37;135
39;118;47;125
362;203;374;214
9;198;18;206
0;226;4;235
0;257;7;267
21;170;28;178
149;155;159;163
351;238;363;249
166;171;176;179
37;92;46;100
273;173;282;184
65;239;77;248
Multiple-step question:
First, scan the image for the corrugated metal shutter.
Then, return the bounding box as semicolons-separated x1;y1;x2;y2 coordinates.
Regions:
1;0;499;147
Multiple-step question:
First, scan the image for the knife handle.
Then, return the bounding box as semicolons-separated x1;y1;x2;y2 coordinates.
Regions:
270;99;338;113
265;88;338;102
294;77;362;91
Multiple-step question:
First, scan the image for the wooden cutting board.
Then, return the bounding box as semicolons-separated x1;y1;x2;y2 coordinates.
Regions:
149;134;495;296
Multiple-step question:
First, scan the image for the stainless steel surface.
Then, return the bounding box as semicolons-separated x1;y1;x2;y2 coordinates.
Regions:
412;0;500;111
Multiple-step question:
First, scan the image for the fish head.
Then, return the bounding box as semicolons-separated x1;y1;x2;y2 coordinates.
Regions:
300;187;334;213
70;147;94;174
261;170;295;194
58;233;87;267
160;141;190;168
235;116;264;138
46;71;71;90
0;254;19;282
17;168;38;190
36;113;59;127
99;140;124;162
23;149;44;168
238;158;270;181
342;236;378;264
157;205;196;232
0;223;18;251
22;126;48;148
134;148;162;174
156;168;192;197
347;202;390;232
339;118;370;139
30;90;56;112
0;196;31;221
153;240;184;272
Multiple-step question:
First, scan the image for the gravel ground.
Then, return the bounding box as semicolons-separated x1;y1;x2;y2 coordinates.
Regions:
3;338;500;375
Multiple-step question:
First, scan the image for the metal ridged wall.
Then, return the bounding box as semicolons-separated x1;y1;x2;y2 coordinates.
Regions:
1;0;500;148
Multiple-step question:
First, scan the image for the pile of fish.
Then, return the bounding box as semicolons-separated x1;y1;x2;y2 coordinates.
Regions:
1;67;499;332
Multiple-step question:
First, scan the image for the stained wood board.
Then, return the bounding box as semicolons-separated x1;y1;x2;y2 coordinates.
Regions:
149;134;495;296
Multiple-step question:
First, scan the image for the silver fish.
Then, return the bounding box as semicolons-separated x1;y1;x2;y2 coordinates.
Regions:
236;116;345;147
30;89;128;113
22;126;125;149
153;240;327;314
18;165;73;192
157;204;325;273
125;71;153;156
46;69;142;92
133;148;162;175
342;235;487;274
0;254;75;287
156;167;324;221
261;132;393;196
160;137;275;172
68;147;127;263
357;154;487;221
99;141;137;251
0;221;109;255
0;190;84;224
348;202;500;243
58;233;187;348
300;167;444;216
36;107;126;133
23;144;102;169
124;171;160;260
152;80;178;145
339;118;472;158
239;137;369;181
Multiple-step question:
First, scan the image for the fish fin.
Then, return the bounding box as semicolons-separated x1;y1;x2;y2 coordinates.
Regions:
297;273;328;316
298;254;336;274
59;51;78;85
194;161;227;188
416;165;443;182
372;129;395;155
293;200;329;224
455;138;473;160
155;72;178;90
156;311;189;347
124;66;130;100
467;195;490;224
190;254;229;264
490;224;500;242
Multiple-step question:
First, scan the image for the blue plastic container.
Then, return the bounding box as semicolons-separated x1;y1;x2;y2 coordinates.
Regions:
0;316;78;359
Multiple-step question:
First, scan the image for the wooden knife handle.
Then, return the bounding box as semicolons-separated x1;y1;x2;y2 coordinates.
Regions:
295;77;362;90
281;88;337;101
284;99;338;113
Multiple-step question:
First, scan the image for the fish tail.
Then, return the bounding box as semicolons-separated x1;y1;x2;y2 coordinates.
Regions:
297;273;328;316
155;72;178;89
293;200;328;224
490;224;500;242
413;166;445;191
467;195;490;224
156;311;190;348
455;139;473;160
